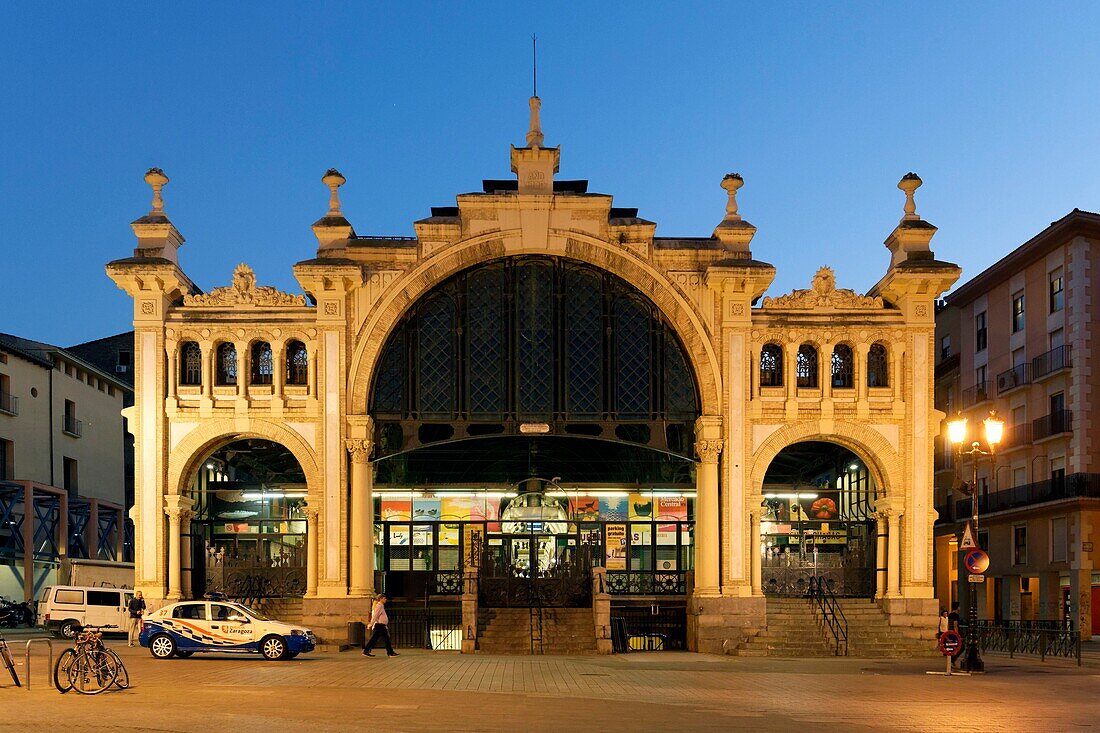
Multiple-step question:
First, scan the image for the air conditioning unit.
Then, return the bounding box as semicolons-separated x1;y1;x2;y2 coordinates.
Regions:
996;374;1009;392
115;366;128;373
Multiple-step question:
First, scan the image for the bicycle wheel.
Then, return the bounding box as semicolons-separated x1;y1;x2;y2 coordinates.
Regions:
53;648;77;693
0;644;20;688
108;650;129;689
68;649;118;695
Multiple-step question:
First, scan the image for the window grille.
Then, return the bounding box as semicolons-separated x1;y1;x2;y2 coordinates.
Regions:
250;342;273;385
831;344;854;388
796;344;818;388
760;344;783;387
180;342;202;386
286;341;308;385
867;343;889;388
216;343;237;386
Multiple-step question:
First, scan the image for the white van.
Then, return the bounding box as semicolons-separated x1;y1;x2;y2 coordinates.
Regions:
37;586;135;638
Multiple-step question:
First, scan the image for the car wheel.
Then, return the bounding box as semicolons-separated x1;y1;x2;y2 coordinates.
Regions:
259;634;287;661
175;650;194;658
58;620;79;639
149;633;176;659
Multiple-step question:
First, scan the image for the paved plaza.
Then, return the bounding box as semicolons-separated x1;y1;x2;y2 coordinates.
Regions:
2;639;1097;732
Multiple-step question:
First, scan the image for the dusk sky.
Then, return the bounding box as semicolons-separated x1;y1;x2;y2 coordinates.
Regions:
2;3;1099;346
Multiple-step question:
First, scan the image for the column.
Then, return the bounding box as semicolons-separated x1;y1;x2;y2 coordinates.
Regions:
1038;571;1062;621
693;417;723;597
163;495;193;601
201;342;214;403
86;499;100;560
115;507;125;562
1070;569;1093;640
749;508;762;595
821;343;833;400
272;342;285;400
165;342;178;401
1003;575;1022;620
236;341;248;399
180;513;193;599
304;503;320;598
784;343;798;399
22;483;33;603
307;346;318;397
856;343;870;400
874;511;887;599
347;438;374;597
886;509;902;598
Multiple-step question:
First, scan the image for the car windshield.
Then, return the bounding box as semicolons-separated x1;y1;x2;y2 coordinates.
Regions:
232;603;270;621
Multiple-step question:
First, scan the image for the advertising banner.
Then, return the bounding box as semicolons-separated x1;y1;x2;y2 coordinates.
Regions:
606;523;627;570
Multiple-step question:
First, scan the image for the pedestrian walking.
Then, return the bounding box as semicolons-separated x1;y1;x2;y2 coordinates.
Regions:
362;594;398;657
947;601;962;667
127;591;146;647
937;609;948;640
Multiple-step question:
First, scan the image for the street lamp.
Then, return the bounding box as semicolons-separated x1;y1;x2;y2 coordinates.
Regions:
945;409;1004;673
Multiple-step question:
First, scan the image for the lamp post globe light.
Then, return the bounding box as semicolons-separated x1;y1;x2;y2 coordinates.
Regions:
946;410;1004;673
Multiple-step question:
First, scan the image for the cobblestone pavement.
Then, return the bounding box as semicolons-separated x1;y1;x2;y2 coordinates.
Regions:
2;642;1097;732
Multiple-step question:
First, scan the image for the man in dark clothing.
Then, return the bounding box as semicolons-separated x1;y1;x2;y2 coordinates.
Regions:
127;591;146;647
362;594;398;657
948;601;962;666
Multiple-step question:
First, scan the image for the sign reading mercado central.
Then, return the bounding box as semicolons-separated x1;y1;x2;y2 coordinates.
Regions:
107;99;959;653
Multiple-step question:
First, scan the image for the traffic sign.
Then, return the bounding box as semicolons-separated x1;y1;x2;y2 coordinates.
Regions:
968;574;986;583
959;522;977;550
939;630;963;656
964;549;990;574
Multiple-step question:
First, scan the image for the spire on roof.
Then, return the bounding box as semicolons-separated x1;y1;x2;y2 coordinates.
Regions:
898;172;922;222
130;167;185;263
526;96;544;149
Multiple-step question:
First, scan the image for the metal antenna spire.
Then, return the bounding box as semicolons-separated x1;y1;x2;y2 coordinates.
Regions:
532;34;538;97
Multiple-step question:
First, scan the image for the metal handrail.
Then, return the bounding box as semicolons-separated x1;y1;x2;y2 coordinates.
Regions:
809;576;848;656
23;638;53;690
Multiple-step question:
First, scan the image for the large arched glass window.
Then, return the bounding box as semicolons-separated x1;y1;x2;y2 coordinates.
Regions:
286;341;308;385
250;342;273;385
180;341;202;386
796;344;818;388
760;344;783;387
867;343;889;388
417;294;457;417
216;343;237;386
831;344;854;389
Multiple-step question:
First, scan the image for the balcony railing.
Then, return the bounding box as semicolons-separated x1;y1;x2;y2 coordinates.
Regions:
1000;422;1032;450
62;414;82;437
0;391;16;416
1032;345;1072;379
936;472;1100;521
959;381;992;408
995;363;1031;394
1032;410;1072;441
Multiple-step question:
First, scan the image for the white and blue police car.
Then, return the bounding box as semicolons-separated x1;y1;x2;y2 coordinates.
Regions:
139;598;316;661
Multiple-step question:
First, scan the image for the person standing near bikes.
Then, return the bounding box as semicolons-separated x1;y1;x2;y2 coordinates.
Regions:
127;591;146;647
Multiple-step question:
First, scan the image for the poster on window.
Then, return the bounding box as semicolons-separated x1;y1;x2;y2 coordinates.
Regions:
656;497;688;533
412;497;441;521
569;496;600;522
600;496;628;521
605;523;627;570
629;493;654;521
381;499;412;521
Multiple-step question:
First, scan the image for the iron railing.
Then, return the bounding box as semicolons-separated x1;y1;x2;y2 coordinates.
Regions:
938;473;1100;522
62;415;82;437
0;391;16;416
1032;345;1072;379
959;382;992;408
1033;410;1072;441
809;576;848;656
610;604;688;652
1000;422;1033;450
605;571;687;595
386;605;462;650
995;363;1031;394
965;620;1080;665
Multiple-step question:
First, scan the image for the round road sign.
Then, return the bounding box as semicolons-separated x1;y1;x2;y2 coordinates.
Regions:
938;630;962;656
964;549;990;574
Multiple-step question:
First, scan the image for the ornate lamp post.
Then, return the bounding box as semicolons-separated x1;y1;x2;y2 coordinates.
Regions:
945;410;1004;673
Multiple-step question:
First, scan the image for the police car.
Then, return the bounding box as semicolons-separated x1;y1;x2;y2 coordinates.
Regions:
139;599;316;661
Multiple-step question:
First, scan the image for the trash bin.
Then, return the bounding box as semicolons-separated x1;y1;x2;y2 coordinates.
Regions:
347;621;365;646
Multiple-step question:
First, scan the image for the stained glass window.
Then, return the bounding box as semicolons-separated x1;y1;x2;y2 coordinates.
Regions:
180;342;202;386
867;343;889;388
216;343;237;386
250;342;273;385
760;344;783;387
286;341;308;386
796;344;818;389
831;344;854;389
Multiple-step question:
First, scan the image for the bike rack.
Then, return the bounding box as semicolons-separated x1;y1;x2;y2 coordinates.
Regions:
23;638;54;691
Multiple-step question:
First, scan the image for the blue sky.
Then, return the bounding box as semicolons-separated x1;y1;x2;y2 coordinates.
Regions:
2;3;1099;346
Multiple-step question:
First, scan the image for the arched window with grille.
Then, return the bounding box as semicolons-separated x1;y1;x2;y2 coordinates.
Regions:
286;341;308;386
760;343;783;387
180;341;202;386
250;342;273;385
867;343;889;388
216;343;237;386
796;344;818;388
831;344;854;388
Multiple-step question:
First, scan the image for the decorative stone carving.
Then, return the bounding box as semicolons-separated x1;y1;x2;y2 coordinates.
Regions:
761;267;883;310
345;439;373;464
694;439;724;463
184;264;307;307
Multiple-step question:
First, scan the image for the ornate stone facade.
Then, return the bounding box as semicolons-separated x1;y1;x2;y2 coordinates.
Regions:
107;110;959;650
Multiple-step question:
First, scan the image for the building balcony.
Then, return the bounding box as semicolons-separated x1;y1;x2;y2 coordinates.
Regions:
999;422;1033;451
995;363;1031;395
62;414;82;438
1032;345;1072;380
937;472;1100;522
0;390;16;416
1032;410;1072;442
959;381;992;408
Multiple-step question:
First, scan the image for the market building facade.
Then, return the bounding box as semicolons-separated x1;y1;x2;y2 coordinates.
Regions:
107;101;958;653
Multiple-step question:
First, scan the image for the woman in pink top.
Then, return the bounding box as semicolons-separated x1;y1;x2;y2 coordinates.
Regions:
362;594;398;657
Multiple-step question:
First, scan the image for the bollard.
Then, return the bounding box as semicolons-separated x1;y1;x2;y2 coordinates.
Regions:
23;638;54;691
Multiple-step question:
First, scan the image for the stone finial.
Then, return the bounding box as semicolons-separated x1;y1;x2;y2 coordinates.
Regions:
144;167;169;214
898;172;922;221
322;168;346;216
720;173;744;222
526;96;544;149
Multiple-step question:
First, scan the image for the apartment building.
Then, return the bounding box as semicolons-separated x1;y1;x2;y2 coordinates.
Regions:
933;209;1100;639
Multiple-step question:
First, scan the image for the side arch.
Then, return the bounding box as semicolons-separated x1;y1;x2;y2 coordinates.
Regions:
167;418;323;498
346;231;723;418
748;420;903;498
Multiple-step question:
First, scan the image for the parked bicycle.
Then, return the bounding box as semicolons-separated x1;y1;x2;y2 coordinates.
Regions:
0;629;20;687
54;624;129;694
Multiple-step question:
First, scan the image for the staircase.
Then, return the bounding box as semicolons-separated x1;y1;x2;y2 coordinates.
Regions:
477;608;596;654
731;598;836;657
732;597;938;658
249;597;304;624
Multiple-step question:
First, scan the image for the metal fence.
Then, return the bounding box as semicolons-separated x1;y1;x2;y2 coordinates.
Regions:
610;604;687;652
966;620;1081;665
386;605;463;651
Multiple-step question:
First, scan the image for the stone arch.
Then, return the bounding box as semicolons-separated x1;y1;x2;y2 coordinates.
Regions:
167;417;322;499
749;420;902;499
347;230;722;417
